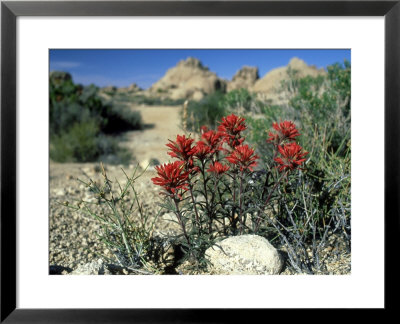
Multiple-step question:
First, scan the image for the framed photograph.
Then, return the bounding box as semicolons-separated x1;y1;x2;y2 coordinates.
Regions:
1;0;398;322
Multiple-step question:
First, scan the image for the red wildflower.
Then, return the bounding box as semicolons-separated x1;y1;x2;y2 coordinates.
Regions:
207;161;230;175
226;145;259;172
218;114;247;149
166;135;196;161
201;130;224;152
274;142;308;172
151;161;190;199
267;120;300;144
218;114;247;135
193;141;212;161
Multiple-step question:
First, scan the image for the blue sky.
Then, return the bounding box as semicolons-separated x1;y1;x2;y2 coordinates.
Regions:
50;49;350;89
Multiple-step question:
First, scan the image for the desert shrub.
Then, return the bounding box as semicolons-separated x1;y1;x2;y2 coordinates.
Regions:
222;88;256;113
183;91;227;132
183;89;264;133
50;120;101;162
65;163;161;274
101;104;143;133
49;71;143;163
258;130;351;273
284;60;351;152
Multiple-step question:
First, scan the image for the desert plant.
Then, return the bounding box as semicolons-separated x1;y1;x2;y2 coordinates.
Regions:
65;163;161;274
183;91;227;132
222;88;257;114
151;114;308;270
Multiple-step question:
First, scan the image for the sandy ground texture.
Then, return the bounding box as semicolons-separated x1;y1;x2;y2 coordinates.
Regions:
119;105;184;166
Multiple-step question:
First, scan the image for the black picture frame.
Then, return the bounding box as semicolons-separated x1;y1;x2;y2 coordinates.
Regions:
1;0;398;322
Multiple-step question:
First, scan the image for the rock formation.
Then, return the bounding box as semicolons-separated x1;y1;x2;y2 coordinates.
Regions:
227;66;259;92
251;57;325;95
148;57;226;101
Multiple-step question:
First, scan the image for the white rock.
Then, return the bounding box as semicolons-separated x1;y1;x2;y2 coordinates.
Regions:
205;234;283;275
71;259;111;275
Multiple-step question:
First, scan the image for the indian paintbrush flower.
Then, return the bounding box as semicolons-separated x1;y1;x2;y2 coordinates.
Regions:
207;161;230;175
151;161;190;199
226;144;259;172
218;114;247;149
193;141;212;161
218;114;247;135
201;130;224;153
267;120;300;144
166;135;196;162
274;142;308;172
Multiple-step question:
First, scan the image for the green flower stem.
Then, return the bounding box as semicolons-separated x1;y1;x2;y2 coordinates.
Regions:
238;174;244;235
188;179;202;232
231;172;237;232
173;198;191;248
200;160;212;234
255;170;288;233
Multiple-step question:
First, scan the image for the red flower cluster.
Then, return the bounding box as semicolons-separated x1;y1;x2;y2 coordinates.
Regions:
274;142;308;172
267;120;300;144
166;135;196;162
218;114;247;134
207;161;230;175
151;161;190;199
201;130;224;153
193;141;212;161
226;144;259;172
218;114;246;148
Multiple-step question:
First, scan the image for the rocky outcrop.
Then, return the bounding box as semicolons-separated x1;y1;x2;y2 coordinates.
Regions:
227;66;259;92
117;83;142;94
205;235;283;275
251;57;325;95
102;85;117;94
148;57;226;100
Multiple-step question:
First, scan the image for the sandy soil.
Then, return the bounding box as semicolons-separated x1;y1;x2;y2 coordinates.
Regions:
119;105;184;165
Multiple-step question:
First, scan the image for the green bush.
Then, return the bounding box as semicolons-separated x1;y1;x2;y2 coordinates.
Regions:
49;71;143;163
284;60;351;152
222;88;256;113
183;91;227;132
50;120;101;162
